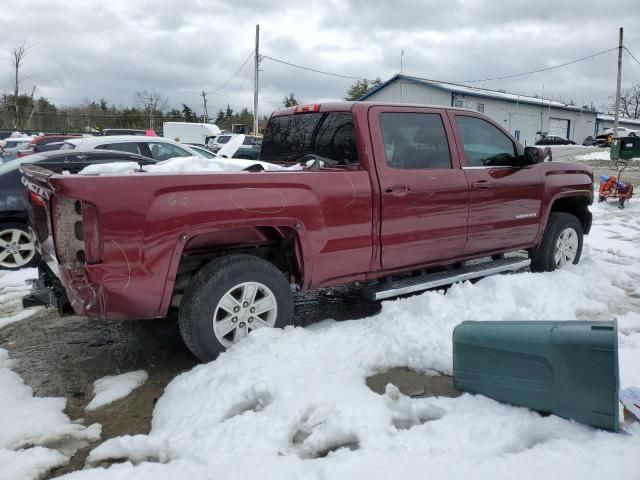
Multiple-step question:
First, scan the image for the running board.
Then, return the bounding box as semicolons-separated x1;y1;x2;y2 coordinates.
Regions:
363;257;531;301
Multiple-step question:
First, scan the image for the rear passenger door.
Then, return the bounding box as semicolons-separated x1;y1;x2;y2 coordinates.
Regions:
369;106;469;271
450;112;544;255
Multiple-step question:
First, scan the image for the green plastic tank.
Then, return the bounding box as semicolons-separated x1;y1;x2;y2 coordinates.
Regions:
453;320;619;431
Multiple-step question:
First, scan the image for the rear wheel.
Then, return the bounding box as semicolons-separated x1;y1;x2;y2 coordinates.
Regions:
0;222;39;270
178;254;294;362
529;212;583;272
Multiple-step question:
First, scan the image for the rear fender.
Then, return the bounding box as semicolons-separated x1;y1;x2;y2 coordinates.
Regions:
158;219;311;317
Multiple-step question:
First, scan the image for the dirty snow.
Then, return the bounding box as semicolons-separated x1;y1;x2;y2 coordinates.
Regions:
0;268;41;329
53;199;640;479
86;371;149;411
0;349;101;480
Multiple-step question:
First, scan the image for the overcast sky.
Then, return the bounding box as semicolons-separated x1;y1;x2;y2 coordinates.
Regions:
1;0;640;118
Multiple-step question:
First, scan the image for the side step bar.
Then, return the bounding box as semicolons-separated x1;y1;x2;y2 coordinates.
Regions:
363;256;531;301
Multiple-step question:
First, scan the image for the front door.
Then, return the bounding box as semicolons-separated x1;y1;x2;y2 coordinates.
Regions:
369;107;469;271
449;112;544;255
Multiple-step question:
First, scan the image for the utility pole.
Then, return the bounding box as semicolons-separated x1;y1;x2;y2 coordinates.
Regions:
254;24;260;135
614;27;623;137
202;91;209;123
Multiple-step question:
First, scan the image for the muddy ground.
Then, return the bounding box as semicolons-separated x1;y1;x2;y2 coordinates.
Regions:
0;146;635;477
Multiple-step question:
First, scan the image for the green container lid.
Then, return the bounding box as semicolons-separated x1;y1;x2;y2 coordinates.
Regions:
453;320;619;431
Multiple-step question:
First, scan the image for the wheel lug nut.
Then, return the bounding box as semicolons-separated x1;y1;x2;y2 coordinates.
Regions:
250;307;255;313
243;302;249;308
232;317;238;323
233;306;240;313
239;322;245;328
248;317;253;322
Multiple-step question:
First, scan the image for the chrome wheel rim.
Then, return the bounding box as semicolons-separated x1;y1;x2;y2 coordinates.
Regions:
554;227;578;268
212;281;278;348
0;228;36;268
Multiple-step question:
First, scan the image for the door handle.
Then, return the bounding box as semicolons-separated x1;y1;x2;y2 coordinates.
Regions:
471;180;491;189
384;185;410;196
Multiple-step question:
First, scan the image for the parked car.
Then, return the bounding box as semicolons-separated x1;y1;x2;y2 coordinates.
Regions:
101;128;148;136
22;102;594;361
0;137;33;162
233;135;262;160
535;135;576;146
603;126;640;137
60;135;203;161
185;144;217;159
0;149;154;270
31;135;81;154
207;134;236;152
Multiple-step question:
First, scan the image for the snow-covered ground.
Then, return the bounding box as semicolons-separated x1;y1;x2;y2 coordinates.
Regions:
54;200;640;479
1;199;639;480
0;268;41;329
575;151;611;161
86;371;149;411
0;349;101;480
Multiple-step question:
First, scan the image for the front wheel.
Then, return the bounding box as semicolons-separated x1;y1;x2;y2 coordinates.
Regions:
529;212;583;272
178;254;294;362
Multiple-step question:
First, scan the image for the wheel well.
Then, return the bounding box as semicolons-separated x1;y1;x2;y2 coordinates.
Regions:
171;226;303;305
550;196;590;231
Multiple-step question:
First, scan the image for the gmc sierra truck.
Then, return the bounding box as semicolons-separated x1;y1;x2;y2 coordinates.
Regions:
21;102;593;361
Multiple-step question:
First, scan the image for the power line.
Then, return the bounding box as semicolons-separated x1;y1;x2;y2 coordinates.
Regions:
261;54;368;81
207;50;255;95
624;46;640;68
458;47;619;83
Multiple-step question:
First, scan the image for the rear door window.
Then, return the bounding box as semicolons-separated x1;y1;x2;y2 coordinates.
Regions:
97;142;141;155
261;112;358;165
146;142;192;161
379;112;451;169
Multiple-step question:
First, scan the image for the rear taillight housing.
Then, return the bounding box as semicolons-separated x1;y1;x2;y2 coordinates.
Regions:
51;197;101;266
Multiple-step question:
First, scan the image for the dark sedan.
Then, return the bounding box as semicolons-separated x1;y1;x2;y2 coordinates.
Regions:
0;149;154;270
535;135;576;146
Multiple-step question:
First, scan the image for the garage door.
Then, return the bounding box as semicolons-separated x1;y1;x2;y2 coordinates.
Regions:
549;118;569;138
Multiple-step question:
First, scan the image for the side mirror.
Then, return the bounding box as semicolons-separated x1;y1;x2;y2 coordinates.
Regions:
520;146;551;166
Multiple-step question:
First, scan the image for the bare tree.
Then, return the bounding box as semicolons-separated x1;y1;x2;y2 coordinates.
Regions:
618;84;640;119
10;41;33;129
135;90;169;130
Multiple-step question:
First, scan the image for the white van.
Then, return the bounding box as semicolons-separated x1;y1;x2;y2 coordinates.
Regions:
162;122;221;146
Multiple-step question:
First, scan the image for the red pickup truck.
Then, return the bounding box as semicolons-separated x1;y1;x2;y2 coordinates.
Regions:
22;102;593;361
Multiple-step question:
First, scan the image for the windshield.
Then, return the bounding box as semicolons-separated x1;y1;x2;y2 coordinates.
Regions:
260;112;358;165
59;142;77;150
217;136;232;144
190;146;216;159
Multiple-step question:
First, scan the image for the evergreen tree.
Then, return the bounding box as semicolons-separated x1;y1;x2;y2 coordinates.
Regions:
282;93;298;107
344;78;382;101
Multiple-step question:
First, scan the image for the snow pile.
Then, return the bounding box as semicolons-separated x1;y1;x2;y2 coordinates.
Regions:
78;156;305;175
0;348;101;480
576;151;611;161
86;371;149;411
0;268;40;329
78;162;142;176
60;200;640;479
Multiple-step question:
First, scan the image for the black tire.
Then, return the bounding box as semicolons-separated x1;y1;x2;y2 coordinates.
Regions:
0;221;40;271
529;212;583;273
178;254;294;362
598;195;606;202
